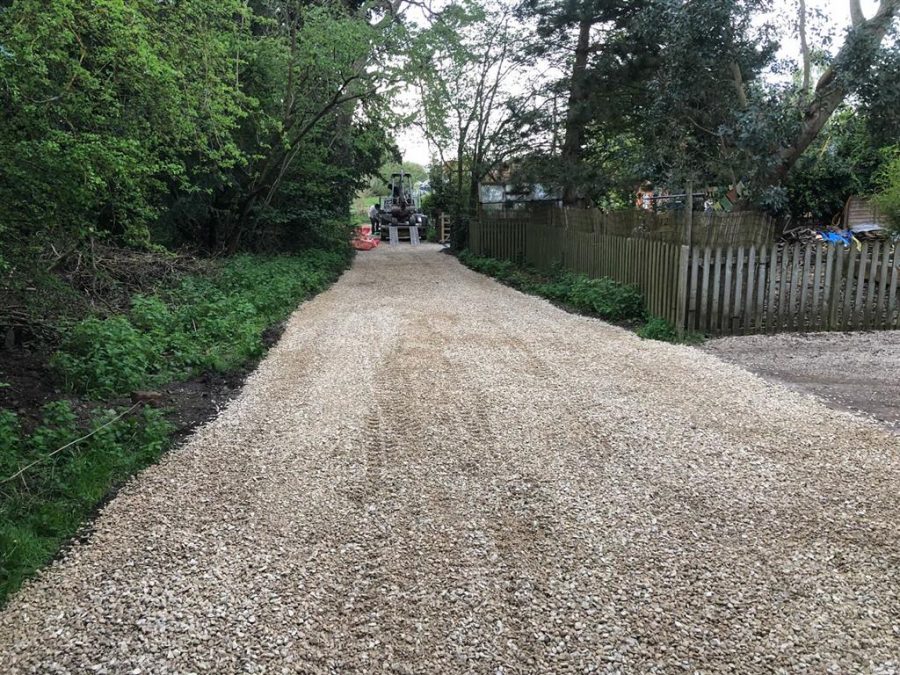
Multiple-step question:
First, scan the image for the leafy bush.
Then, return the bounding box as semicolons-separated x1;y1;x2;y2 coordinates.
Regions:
51;317;168;398
51;251;349;399
637;316;679;342
873;148;900;233
459;250;647;325
564;275;645;322
0;403;171;603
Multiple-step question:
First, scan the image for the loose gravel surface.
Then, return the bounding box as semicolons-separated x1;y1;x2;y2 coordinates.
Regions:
2;244;899;674
705;331;900;431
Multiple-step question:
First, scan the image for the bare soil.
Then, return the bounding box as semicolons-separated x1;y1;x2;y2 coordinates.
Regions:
704;331;900;431
1;245;898;673
0;321;284;440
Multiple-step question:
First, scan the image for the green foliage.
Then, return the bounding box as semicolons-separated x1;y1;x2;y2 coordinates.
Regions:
873;148;900;233
458;250;646;324
0;248;347;604
0;402;171;604
785;111;887;222
0;0;396;258
565;275;645;322
460;250;711;342
517;0;899;207
51;251;349;399
51;317;166;398
636;316;679;342
0;0;251;246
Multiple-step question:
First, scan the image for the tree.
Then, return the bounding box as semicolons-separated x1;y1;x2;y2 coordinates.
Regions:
769;0;900;182
0;0;250;248
516;0;899;210
785;109;886;221
0;0;406;258
518;0;652;204
412;1;544;245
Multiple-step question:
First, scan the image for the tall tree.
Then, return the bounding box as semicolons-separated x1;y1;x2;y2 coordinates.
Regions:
519;0;653;204
412;1;543;243
769;0;900;181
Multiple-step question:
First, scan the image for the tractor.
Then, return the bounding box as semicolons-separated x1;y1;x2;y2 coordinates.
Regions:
378;172;428;241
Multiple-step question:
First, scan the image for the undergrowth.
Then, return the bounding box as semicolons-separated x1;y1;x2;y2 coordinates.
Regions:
0;249;350;604
0;403;170;602
458;250;702;344
51;251;349;399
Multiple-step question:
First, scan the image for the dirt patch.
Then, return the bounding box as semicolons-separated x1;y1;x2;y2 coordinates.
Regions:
0;320;285;440
703;330;900;430
163;321;286;442
0;347;59;422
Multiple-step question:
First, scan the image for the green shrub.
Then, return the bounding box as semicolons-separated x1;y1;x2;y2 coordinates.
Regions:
51;317;167;398
51;251;349;398
873;148;900;232
1;402;171;603
538;272;577;302
637;316;679;342
564;276;645;322
459;251;654;328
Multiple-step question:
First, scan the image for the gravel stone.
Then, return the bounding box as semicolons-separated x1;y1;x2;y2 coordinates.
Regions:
704;331;900;430
1;244;899;673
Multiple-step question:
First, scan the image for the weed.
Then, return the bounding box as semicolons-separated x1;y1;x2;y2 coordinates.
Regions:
51;251;348;399
0;403;171;603
460;250;646;325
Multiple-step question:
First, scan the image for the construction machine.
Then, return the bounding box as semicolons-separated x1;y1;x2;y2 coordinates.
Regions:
378;172;428;241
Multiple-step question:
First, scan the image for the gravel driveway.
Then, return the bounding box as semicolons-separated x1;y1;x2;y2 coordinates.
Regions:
2;244;899;673
705;331;900;431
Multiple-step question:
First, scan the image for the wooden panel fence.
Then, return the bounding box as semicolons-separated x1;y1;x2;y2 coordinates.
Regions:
469;210;900;336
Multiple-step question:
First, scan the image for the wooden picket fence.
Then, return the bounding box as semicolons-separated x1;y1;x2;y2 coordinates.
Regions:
469;209;900;336
685;240;900;335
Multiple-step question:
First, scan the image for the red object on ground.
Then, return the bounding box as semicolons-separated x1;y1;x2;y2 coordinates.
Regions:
352;226;380;250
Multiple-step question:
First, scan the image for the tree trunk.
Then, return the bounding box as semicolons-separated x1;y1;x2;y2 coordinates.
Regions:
561;18;592;206
769;0;899;183
798;0;811;97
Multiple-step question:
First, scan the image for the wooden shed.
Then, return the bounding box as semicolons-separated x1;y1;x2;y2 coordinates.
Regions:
843;196;887;235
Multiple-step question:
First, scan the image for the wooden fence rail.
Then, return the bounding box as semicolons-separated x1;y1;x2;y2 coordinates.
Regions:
469;211;900;336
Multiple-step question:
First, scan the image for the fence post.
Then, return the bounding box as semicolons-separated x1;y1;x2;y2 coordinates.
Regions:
675;181;694;335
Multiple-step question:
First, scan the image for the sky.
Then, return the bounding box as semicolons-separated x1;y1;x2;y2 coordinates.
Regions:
395;0;883;167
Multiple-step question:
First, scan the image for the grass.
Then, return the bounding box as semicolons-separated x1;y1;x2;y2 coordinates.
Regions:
457;250;703;344
0;249;352;604
1;403;170;602
352;193;376;224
